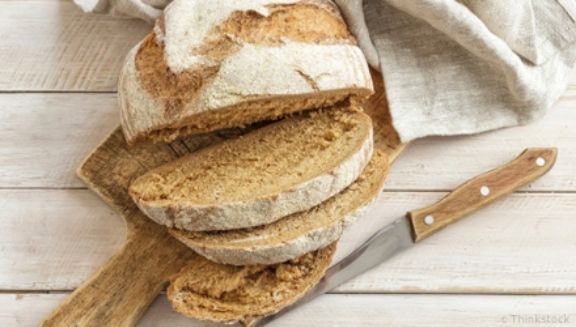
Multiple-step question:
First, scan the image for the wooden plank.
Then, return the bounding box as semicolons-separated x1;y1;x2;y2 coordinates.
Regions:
248;294;576;327
334;191;576;294
2;190;575;294
2;293;576;326
42;127;199;327
0;1;149;91
1;90;576;190
0;189;125;290
0;93;118;187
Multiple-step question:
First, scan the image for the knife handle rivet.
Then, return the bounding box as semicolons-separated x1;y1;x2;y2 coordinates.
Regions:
424;215;435;225
536;157;546;167
480;186;490;196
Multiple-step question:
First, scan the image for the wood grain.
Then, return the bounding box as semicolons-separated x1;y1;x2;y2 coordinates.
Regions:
0;1;149;91
42;130;200;327
5;293;576;327
0;93;118;187
409;148;557;241
364;68;406;160
3;191;576;294
1;90;575;189
332;191;576;294
41;230;196;327
0;189;124;290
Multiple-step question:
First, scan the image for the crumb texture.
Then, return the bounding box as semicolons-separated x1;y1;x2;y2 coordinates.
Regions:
129;105;373;231
167;242;336;322
131;107;368;203
170;150;388;265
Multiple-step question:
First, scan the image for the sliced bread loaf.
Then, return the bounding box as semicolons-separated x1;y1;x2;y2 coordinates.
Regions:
119;0;373;144
168;242;336;324
129;105;373;231
169;150;388;265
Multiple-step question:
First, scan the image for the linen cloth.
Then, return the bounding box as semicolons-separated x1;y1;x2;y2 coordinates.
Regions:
74;0;576;142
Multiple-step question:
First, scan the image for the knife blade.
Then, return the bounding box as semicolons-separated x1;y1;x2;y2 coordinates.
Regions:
249;147;557;327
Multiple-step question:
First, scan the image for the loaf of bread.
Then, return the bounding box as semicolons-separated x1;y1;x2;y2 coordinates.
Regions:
168;242;336;325
169;150;388;265
119;0;373;144
165;70;397;324
129;105;373;231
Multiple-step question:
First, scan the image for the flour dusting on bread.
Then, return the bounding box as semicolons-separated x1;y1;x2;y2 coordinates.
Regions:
118;0;373;144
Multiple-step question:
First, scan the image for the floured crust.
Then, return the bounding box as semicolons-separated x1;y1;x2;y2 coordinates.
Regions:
129;106;374;231
119;0;373;144
167;242;336;324
170;150;388;265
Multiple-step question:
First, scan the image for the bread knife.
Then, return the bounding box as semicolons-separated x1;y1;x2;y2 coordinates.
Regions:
249;147;557;327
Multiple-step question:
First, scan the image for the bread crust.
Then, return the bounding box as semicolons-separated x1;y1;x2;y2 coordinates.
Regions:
129;110;374;231
167;242;337;324
119;0;373;144
175;206;369;265
170;151;389;265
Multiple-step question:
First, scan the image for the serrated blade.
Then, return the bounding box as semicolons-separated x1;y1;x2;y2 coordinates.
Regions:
251;216;414;327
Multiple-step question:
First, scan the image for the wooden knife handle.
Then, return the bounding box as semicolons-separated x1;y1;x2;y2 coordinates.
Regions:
408;148;557;242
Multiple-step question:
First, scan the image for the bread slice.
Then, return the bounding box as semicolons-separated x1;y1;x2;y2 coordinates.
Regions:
129;105;373;231
119;0;373;144
165;71;400;325
168;242;336;324
170;150;388;265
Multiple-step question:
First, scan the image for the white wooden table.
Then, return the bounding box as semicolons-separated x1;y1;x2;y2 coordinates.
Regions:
2;2;576;326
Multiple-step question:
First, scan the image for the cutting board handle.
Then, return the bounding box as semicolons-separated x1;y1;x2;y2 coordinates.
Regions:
41;222;194;327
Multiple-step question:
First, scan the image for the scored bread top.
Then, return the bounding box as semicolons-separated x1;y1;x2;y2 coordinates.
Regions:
161;0;344;73
170;150;388;265
167;242;336;324
129;104;374;231
119;0;373;144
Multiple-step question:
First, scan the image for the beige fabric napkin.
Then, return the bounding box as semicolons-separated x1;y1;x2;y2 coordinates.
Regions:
75;0;576;142
338;0;576;141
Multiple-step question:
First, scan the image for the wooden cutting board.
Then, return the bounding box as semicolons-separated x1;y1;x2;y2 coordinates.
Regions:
41;71;408;327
